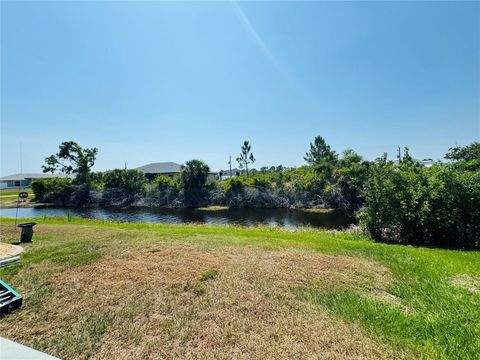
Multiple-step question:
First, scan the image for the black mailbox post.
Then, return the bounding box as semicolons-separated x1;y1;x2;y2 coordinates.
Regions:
17;222;37;243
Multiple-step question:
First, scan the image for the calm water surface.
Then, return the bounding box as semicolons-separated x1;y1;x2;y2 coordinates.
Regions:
0;206;355;229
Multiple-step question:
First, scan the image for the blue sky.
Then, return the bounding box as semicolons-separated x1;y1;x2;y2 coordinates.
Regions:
1;1;479;174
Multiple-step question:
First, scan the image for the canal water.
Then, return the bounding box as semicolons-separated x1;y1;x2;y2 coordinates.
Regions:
0;206;355;229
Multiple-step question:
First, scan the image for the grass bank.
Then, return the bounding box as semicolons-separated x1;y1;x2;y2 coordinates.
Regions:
0;217;478;359
196;205;230;211
0;189;35;208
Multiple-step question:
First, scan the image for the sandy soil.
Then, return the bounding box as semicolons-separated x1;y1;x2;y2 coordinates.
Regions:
0;242;23;260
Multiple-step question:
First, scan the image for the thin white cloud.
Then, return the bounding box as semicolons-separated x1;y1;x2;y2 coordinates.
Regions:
230;1;285;75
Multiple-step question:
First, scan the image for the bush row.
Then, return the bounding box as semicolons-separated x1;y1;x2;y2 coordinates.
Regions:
31;148;480;248
361;159;480;248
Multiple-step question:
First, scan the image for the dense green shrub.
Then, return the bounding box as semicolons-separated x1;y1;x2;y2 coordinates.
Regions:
222;177;246;192
361;157;480;248
104;169;146;193
152;175;180;191
145;175;182;207
103;169;146;205
90;171;105;190
334;149;369;209
31;177;71;202
252;174;274;190
68;184;93;207
282;167;329;207
219;167;347;208
222;177;246;207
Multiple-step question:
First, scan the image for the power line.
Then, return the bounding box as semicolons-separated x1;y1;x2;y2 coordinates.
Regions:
19;142;23;174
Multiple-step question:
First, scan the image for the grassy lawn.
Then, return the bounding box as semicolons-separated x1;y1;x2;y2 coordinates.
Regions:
0;218;478;359
0;188;34;195
0;189;35;208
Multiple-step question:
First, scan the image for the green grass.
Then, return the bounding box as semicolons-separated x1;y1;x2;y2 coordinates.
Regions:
0;216;479;359
199;268;219;281
0;189;34;196
299;207;336;213
0;195;22;200
0;189;35;208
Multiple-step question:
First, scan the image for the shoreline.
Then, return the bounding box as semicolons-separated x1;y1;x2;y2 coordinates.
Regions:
1;202;341;213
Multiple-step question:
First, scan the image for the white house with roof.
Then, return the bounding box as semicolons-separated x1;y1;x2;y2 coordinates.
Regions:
0;173;65;189
218;168;242;180
136;162;183;181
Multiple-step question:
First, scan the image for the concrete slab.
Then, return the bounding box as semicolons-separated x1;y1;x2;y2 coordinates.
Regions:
0;337;60;360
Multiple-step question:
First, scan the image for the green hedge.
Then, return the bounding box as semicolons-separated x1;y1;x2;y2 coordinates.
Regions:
31;177;71;202
361;160;480;248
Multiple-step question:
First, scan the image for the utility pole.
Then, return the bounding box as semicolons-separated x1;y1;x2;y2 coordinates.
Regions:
397;146;402;163
228;156;232;177
124;162;127;170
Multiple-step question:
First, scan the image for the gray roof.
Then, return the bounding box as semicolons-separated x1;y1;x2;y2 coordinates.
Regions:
0;173;68;181
136;162;182;174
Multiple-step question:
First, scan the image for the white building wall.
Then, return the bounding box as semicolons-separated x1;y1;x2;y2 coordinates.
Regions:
0;180;31;189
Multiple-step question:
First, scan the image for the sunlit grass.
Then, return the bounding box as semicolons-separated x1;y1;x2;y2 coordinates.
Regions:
0;217;478;359
196;205;230;211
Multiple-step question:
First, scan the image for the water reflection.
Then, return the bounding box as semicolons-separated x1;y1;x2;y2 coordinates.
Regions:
0;206;355;229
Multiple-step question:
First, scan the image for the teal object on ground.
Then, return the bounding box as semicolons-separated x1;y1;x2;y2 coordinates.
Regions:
0;279;22;316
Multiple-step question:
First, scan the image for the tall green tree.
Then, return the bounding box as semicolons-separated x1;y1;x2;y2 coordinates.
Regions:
335;149;369;209
43;141;98;184
304;136;337;179
445;142;480;161
399;147;422;168
445;142;480;171
181;160;210;192
237;140;256;176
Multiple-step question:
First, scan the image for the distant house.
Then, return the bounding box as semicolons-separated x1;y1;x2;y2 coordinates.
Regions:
392;159;436;168
421;159;435;168
136;162;219;181
218;168;242;180
0;173;64;189
136;162;183;181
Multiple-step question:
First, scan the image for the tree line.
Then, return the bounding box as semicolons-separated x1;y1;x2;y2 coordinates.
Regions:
32;138;480;248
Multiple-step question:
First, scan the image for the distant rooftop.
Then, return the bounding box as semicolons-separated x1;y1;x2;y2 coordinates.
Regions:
219;168;242;175
136;162;182;174
0;173;68;181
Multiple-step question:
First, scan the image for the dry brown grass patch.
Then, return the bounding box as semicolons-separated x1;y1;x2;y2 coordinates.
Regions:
0;222;22;242
1;240;400;359
0;222;119;243
450;274;480;293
